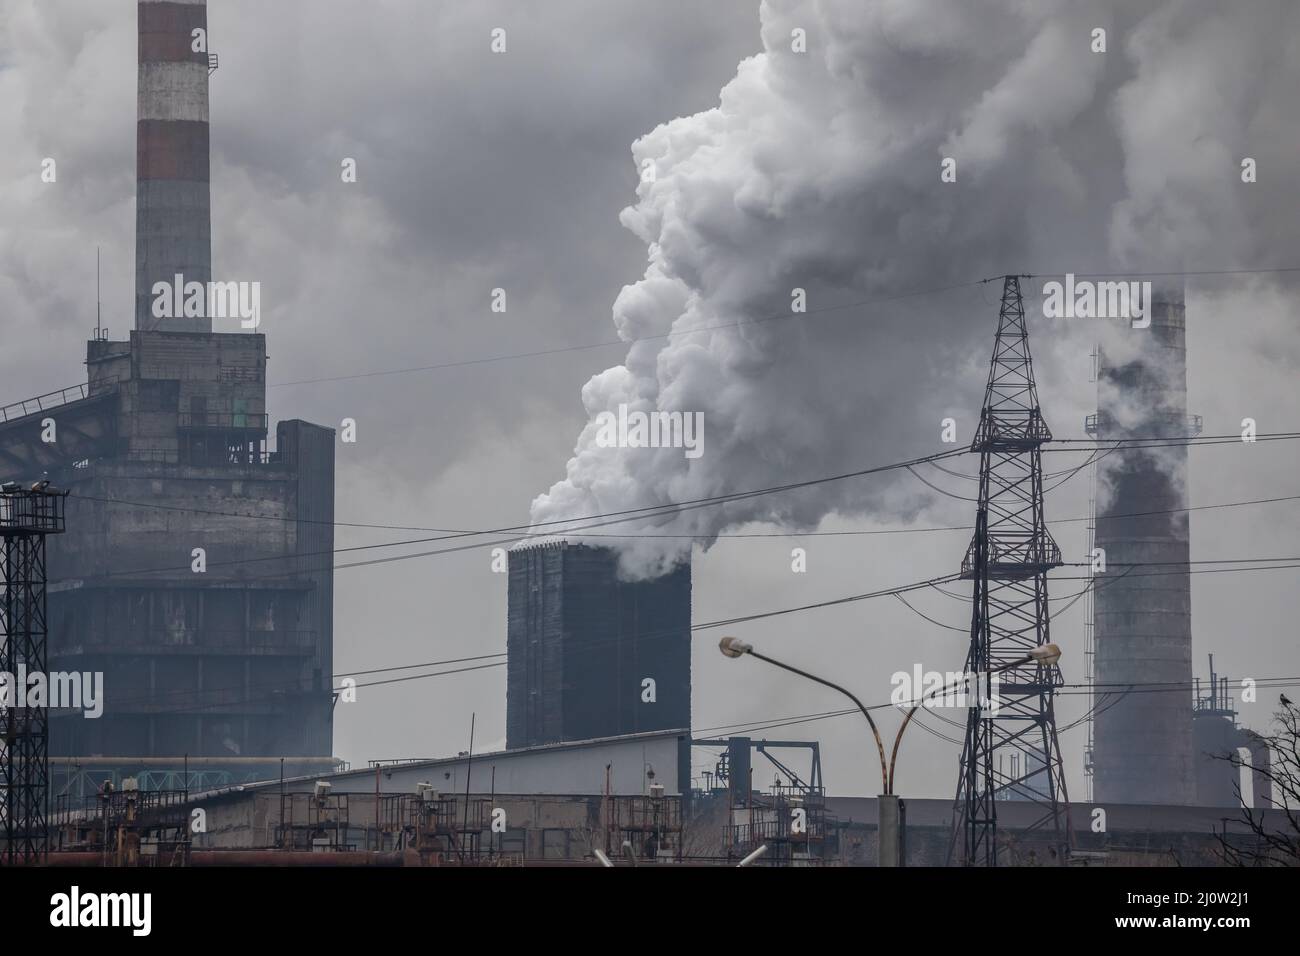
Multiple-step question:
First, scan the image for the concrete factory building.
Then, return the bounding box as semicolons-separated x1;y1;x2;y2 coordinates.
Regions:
506;542;692;749
0;0;338;797
47;727;1278;867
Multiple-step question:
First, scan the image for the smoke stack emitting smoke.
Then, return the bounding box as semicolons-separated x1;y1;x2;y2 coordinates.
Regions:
527;0;1299;580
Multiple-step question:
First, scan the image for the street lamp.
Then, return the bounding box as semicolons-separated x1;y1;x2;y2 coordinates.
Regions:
720;636;908;866
718;636;893;794
718;636;1063;866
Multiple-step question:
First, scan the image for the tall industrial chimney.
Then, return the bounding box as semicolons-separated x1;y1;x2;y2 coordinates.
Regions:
506;543;692;749
136;0;212;333
1090;287;1197;805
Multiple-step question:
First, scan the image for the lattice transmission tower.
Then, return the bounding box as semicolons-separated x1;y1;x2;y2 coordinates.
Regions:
950;276;1072;866
1;485;67;865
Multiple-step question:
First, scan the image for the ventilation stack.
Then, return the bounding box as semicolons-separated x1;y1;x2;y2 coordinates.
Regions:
1089;287;1198;805
506;543;692;749
136;0;212;333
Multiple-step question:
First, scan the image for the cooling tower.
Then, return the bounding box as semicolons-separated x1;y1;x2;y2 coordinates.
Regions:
1090;287;1197;804
136;0;212;333
506;543;692;749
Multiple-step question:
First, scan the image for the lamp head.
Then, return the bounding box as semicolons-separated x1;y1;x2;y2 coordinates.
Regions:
1029;643;1062;666
719;636;752;659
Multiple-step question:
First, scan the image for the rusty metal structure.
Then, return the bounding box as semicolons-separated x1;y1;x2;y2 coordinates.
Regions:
274;784;353;852
1;486;68;865
602;787;683;862
723;784;833;866
52;779;189;866
951;276;1070;866
691;736;833;866
378;786;494;864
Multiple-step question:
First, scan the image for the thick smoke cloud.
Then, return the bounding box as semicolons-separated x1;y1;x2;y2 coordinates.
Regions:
528;0;1300;579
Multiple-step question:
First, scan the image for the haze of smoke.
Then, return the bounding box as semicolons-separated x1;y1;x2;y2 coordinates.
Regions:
528;0;1300;580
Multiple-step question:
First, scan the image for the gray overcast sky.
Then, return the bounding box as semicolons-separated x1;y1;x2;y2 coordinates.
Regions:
2;0;1297;800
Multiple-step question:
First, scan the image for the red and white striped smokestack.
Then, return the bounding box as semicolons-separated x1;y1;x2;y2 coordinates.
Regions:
136;0;212;333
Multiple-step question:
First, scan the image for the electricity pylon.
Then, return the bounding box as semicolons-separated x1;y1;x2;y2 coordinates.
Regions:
950;276;1071;866
1;486;67;865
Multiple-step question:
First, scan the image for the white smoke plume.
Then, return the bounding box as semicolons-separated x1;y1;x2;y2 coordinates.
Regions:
529;0;1300;579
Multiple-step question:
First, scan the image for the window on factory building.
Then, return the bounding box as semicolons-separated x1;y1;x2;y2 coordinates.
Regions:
542;828;569;860
500;827;526;858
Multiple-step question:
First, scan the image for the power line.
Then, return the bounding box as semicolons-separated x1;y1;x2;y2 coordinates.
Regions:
59;442;1300;585
65;430;1300;538
1025;267;1300;281
1063;556;1300;567
687;573;964;632
107;555;1300;716
57;446;973;583
1055;561;1300;579
78;652;510;713
692;676;1300;742
82;569;972;715
905;465;978;502
49;554;1014;720
73;555;1300;716
335;653;505;678
1045;432;1300;446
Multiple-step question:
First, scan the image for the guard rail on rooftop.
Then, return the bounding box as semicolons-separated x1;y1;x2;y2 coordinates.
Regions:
0;384;92;424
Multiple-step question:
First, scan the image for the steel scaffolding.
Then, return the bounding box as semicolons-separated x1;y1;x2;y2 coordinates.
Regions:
1;486;68;865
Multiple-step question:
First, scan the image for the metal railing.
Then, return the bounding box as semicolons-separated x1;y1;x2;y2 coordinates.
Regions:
177;411;269;430
67;628;317;651
1085;411;1203;437
0;487;68;534
117;446;284;466
0;383;90;423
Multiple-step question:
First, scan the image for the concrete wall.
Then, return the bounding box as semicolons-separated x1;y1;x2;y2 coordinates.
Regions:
46;331;334;766
189;790;608;860
828;796;1278;866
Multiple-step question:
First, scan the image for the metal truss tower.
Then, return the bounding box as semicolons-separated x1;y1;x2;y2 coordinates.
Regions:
951;276;1071;866
0;486;67;865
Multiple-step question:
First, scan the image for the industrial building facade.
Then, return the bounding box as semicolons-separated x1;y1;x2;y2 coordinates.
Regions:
0;0;338;798
506;543;691;749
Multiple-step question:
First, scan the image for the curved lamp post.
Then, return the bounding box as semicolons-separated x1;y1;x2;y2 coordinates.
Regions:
720;635;894;794
718;636;1062;797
